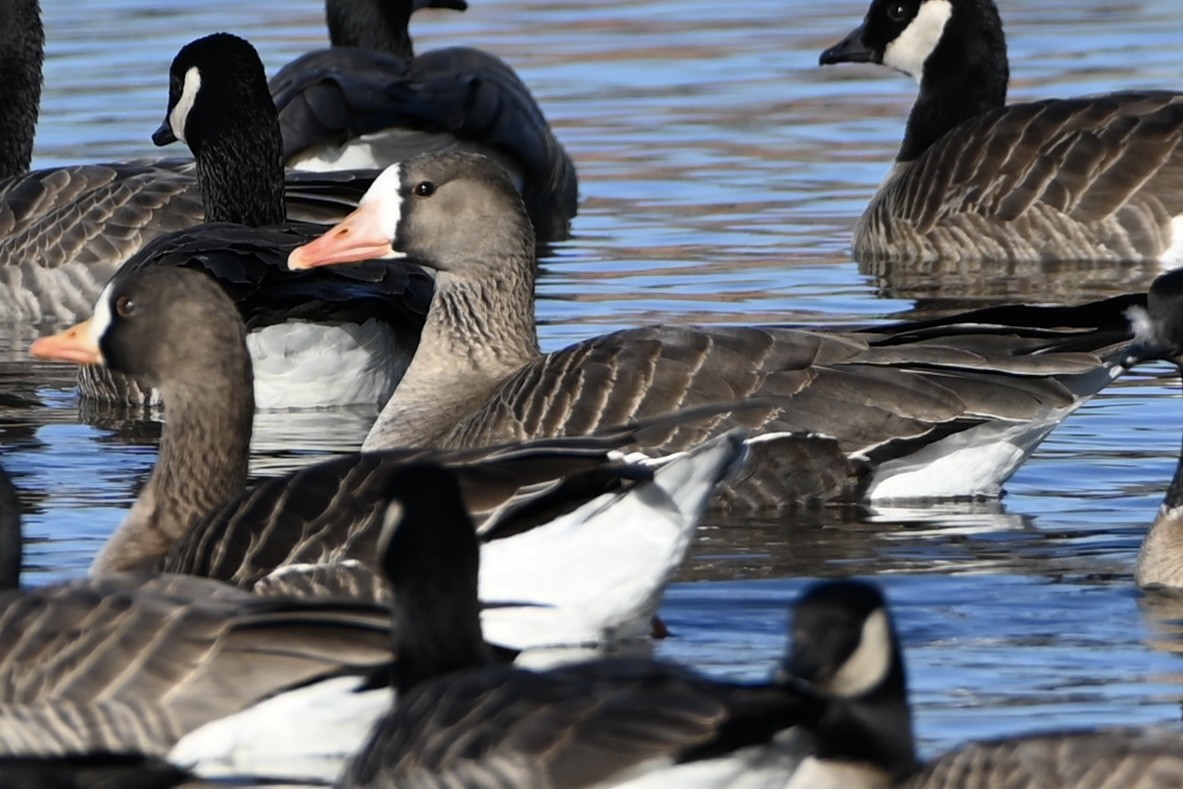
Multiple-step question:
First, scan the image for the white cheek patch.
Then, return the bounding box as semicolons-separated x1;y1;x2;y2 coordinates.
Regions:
376;500;406;562
168;66;202;145
826;608;893;697
883;0;953;81
360;163;407;258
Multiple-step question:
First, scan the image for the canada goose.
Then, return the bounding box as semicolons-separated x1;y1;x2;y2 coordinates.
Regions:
784;579;1183;788
337;462;823;788
30;266;746;659
1113;268;1183;590
74;33;433;409
0;461;393;761
0;0;381;324
819;0;1183;264
288;152;1140;505
270;0;578;242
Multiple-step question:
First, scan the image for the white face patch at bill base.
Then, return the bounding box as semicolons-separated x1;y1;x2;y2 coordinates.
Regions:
882;0;953;81
826;608;893;697
88;281;116;359
360;164;408;258
168;66;202;145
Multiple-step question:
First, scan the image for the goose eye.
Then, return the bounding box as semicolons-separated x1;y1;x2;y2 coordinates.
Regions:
116;296;136;317
886;2;909;21
413;181;436;197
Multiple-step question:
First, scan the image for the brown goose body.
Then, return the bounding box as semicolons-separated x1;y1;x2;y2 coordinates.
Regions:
820;0;1183;264
270;0;577;243
289;152;1138;505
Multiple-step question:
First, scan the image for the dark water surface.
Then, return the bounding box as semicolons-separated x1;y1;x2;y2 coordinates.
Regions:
7;0;1183;759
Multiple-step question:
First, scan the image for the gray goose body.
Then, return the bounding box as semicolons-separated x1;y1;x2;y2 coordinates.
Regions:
76;34;433;408
0;1;390;324
783;580;1183;789
270;0;577;243
341;464;822;789
289;153;1138;505
0;461;392;760
820;0;1183;264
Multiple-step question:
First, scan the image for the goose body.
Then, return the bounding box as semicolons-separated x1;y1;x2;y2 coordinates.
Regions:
289;153;1138;505
819;0;1183;264
75;34;432;409
0;2;392;325
783;579;1183;788
0;465;393;762
336;463;822;789
270;0;577;242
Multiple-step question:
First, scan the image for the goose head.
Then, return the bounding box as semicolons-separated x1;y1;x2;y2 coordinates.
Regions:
783;579;918;779
29;268;249;395
288;152;534;280
819;0;1006;86
1124;269;1183;369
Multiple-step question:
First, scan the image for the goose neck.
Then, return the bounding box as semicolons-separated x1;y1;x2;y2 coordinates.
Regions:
0;0;43;179
1136;375;1183;589
91;372;254;574
898;6;1008;162
193;123;287;226
326;0;415;59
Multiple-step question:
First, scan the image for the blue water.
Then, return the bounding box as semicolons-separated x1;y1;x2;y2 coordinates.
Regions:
6;0;1183;762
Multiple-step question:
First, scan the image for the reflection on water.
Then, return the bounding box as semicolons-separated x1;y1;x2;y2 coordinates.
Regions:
4;0;1183;757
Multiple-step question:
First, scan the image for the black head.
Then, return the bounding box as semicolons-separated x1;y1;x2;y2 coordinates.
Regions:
820;0;1005;83
326;0;468;53
784;579;917;777
93;268;248;392
378;462;490;692
154;33;277;155
1123;269;1183;368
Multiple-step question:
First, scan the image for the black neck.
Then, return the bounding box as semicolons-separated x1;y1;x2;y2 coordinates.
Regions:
326;0;415;58
813;658;918;779
0;0;43;179
1166;376;1183;512
193;124;287;227
899;1;1008;162
0;464;21;591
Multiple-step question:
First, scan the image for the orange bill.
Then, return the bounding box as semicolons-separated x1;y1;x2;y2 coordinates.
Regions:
29;318;102;365
288;202;396;270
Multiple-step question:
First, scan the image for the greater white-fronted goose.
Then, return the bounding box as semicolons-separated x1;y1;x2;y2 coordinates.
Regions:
0;1;380;324
270;0;578;242
819;0;1183;264
1114;268;1183;590
336;462;823;789
31;266;744;657
783;579;1183;787
0;461;393;762
289;152;1140;505
75;33;433;409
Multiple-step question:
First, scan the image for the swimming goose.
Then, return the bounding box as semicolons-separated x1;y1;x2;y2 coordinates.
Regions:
76;33;433;408
1113;268;1183;590
0;464;393;760
270;0;578;242
0;1;381;323
783;579;1183;788
819;0;1183;264
336;462;823;788
288;152;1140;504
31;266;745;658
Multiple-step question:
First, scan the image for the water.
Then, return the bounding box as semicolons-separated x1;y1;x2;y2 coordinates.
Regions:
9;0;1183;764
